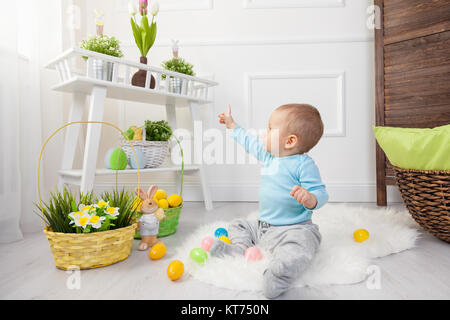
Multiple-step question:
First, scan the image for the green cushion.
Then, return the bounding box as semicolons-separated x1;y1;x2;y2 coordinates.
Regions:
373;124;450;171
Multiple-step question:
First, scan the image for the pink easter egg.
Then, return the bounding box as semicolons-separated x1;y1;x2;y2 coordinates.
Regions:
245;247;262;261
201;236;214;252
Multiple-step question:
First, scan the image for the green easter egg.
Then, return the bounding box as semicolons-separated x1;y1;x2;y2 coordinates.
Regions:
189;248;208;264
109;148;127;170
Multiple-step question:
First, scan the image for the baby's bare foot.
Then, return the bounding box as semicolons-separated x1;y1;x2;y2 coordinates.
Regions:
209;239;245;258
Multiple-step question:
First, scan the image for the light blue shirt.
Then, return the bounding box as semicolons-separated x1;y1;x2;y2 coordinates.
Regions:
232;125;329;225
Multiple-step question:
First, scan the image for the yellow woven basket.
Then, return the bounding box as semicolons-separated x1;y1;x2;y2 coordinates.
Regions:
38;121;141;270
43;223;137;270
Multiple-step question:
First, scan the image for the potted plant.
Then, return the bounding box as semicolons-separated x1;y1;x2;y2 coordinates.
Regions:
161;40;195;94
122;120;172;168
37;187;139;270
129;0;159;88
80;9;124;81
80;35;124;81
162;58;195;94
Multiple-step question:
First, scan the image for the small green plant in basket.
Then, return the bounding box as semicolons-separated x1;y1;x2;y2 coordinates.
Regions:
161;57;195;80
80;35;124;59
144;120;172;141
36;187;139;234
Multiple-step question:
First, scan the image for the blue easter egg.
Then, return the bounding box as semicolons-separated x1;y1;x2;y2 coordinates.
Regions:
104;148;115;169
214;228;228;238
128;148;146;169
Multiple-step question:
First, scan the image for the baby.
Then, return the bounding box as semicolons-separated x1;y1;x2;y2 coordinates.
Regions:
214;103;328;299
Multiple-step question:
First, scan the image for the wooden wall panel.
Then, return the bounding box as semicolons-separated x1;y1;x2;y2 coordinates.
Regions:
384;31;450;127
384;0;450;44
375;0;450;205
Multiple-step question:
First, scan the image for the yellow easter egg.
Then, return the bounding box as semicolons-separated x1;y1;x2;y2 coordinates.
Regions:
219;236;231;244
353;229;370;242
167;260;184;281
168;194;183;207
149;242;167;260
155;189;168;200
158;199;169;209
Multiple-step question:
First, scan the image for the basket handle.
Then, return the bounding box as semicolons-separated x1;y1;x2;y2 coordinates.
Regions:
37;121;142;227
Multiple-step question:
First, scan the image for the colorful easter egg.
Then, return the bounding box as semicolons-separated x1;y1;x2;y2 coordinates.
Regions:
158;199;169;209
167;260;184;281
201;236;214;252
245;247;262;261
128;148;146;169
353;229;370;242
214;228;228;238
149;242;166;260
219;236;231;244
189;248;208;264
104;148;115;169
109;148;128;170
168;194;183;207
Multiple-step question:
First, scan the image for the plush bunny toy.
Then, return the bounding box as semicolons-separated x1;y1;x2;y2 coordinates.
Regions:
135;185;166;251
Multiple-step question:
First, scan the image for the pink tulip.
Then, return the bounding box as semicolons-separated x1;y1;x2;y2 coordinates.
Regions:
139;0;148;15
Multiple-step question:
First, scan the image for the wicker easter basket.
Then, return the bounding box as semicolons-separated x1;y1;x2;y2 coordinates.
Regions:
122;140;169;168
38;121;142;270
393;166;449;243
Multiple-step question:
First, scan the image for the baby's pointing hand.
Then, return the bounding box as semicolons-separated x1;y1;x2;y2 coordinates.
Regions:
218;105;237;130
290;185;317;210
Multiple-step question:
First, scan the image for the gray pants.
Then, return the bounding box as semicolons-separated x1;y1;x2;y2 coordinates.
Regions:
229;219;321;299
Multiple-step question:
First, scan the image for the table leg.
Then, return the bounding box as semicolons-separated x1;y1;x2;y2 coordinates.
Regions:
189;101;213;210
58;92;86;190
80;86;107;193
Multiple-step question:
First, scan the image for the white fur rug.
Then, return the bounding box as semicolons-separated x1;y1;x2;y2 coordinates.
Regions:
175;204;420;292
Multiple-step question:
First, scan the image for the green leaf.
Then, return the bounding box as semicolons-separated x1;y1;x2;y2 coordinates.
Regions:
71;201;77;212
130;17;143;56
148;21;157;51
140;16;150;56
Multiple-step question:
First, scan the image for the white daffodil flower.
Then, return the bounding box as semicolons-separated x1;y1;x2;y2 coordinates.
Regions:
69;210;85;223
88;215;106;229
106;206;120;217
150;1;159;16
72;214;90;228
79;204;94;213
95;200;109;209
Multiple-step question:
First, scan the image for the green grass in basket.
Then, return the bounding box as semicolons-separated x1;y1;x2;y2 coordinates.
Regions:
35;186;138;233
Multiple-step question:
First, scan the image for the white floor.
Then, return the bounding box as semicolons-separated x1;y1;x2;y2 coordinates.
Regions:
1;202;449;300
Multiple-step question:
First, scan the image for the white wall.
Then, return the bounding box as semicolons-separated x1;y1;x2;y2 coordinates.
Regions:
65;0;402;203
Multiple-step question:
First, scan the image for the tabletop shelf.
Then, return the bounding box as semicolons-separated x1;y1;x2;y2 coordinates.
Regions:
59;165;200;179
46;47;218;105
52;76;213;105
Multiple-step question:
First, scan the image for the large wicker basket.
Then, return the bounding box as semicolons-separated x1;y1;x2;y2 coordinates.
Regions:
122;140;169;168
393;166;449;243
44;223;137;270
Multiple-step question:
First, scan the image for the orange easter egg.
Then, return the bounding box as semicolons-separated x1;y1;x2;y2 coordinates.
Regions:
149;242;167;260
167;260;184;281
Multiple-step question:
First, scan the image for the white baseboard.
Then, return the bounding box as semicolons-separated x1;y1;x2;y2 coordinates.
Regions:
94;182;403;203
